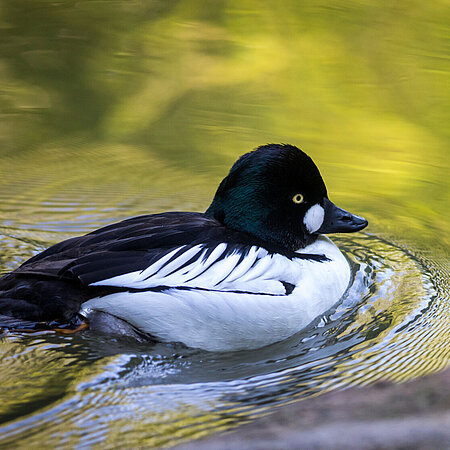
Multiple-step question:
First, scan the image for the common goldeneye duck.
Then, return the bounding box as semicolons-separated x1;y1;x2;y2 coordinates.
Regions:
0;144;367;351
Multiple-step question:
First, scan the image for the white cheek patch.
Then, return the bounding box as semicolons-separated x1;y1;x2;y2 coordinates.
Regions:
303;204;325;233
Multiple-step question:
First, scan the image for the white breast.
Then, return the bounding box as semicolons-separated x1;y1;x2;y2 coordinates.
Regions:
81;236;350;351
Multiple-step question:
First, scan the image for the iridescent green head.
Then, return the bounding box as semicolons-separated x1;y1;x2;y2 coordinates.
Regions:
206;144;367;250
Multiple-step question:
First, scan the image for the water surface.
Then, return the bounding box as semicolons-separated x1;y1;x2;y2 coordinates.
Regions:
0;0;448;447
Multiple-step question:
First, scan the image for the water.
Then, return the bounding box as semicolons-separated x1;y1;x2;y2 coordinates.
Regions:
0;0;448;447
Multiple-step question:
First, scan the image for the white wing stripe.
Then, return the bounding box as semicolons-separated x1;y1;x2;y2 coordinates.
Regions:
155;245;203;278
139;247;185;279
209;250;243;285
90;270;142;286
221;246;258;283
89;242;305;295
240;252;274;282
181;243;228;281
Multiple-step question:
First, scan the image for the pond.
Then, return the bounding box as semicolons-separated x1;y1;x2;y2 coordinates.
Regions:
0;0;448;447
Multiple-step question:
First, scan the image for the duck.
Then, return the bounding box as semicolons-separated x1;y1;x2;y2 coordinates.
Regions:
0;144;367;351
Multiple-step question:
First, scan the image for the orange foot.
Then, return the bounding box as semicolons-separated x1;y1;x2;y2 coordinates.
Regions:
54;321;89;334
1;320;89;335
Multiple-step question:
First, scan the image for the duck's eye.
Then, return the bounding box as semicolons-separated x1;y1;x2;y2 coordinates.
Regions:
292;193;304;204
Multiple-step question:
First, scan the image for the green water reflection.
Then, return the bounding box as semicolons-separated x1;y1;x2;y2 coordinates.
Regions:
0;0;448;447
0;0;448;247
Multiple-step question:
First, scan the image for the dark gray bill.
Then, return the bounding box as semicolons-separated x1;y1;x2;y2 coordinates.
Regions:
317;198;368;234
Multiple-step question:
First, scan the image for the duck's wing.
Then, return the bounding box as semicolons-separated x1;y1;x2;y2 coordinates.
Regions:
11;212;219;281
10;212;324;296
82;242;301;296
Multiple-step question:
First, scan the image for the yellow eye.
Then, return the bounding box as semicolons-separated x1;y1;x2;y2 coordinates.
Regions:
292;193;304;204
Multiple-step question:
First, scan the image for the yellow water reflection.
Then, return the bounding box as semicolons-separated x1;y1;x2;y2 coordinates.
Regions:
0;0;448;447
0;0;448;250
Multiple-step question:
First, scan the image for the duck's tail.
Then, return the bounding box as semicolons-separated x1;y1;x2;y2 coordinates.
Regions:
0;274;89;334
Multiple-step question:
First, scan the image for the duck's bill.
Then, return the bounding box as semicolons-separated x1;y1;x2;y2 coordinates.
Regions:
317;198;368;234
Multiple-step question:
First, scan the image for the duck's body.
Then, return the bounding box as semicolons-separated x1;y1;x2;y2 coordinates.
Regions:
82;230;349;351
0;144;367;351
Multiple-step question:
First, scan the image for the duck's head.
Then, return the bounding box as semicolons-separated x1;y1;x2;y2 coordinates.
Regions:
206;143;368;250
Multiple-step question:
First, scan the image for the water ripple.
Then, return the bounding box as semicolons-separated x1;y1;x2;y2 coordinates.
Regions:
0;233;447;447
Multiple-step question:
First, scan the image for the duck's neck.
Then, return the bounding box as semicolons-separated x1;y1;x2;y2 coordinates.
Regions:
205;202;316;252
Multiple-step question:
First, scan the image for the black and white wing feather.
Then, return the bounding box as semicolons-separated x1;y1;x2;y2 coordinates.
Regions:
10;212;325;297
87;243;301;295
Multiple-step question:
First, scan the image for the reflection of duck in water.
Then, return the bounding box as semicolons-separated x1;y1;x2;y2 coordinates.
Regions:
0;144;367;351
